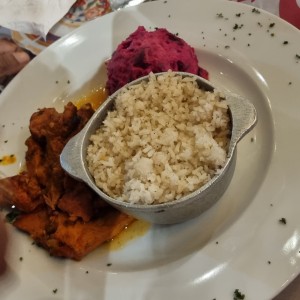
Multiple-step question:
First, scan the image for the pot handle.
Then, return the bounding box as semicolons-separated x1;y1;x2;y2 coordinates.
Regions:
226;92;257;150
60;130;88;182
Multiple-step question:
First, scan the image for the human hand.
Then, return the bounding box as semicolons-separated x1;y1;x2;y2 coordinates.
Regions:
0;38;30;80
0;217;8;275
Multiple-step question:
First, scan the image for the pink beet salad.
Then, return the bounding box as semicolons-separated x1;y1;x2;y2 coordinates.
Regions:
106;26;209;94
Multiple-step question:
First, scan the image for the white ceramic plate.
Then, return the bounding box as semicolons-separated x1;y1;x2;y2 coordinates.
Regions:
1;0;300;299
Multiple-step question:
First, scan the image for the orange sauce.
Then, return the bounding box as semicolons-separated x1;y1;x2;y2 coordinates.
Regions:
75;86;108;110
107;220;151;251
0;154;16;166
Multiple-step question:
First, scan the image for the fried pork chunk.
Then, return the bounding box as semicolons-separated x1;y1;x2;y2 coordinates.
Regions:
0;102;134;260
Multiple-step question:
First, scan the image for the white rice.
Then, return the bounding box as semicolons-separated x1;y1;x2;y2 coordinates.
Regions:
86;71;231;205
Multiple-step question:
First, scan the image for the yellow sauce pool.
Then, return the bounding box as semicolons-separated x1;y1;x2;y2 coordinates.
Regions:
107;220;151;251
75;86;108;110
0;154;16;166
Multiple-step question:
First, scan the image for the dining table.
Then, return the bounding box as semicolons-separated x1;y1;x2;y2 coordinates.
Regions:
0;0;300;299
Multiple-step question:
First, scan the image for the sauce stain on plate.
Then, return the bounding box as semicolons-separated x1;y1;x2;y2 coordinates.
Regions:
75;86;108;110
0;154;16;166
107;219;151;250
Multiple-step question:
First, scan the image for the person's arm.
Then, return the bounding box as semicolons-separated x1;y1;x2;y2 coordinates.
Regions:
0;38;30;79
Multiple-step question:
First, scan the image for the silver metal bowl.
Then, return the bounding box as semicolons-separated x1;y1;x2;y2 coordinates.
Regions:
60;72;257;224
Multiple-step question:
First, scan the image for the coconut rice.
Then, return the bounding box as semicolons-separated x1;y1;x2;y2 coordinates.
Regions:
86;71;231;205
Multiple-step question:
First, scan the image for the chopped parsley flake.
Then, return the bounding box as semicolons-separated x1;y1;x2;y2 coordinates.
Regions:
107;263;112;267
283;41;289;45
279;218;287;225
252;8;260;14
257;22;263;27
288;81;292;85
233;23;243;30
225;45;230;49
53;289;58;294
269;23;275;28
270;33;275;37
234;289;245;300
216;13;224;18
67;80;70;84
268;261;271;264
86;271;89;274
296;54;300;59
236;13;241;17
19;257;23;261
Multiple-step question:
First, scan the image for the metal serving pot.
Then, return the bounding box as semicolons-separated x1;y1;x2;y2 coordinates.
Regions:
60;72;257;224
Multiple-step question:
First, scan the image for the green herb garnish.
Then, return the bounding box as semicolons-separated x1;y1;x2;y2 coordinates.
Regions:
234;289;245;300
279;217;287;224
252;8;260;14
233;23;243;30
